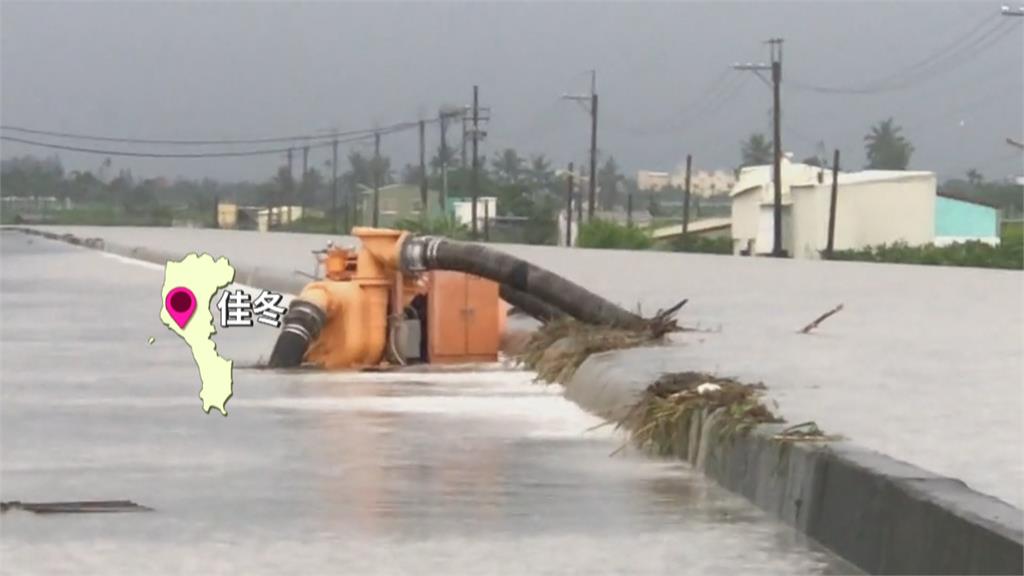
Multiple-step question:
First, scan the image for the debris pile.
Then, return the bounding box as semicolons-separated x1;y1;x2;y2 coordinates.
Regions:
614;372;783;456
518;298;688;384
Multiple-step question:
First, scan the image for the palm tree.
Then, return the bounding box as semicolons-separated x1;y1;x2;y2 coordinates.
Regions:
864;118;914;170
527;154;554;192
740;133;773;167
597;156;624;209
490;148;523;184
347;151;372;187
430;144;460;175
966;168;984;186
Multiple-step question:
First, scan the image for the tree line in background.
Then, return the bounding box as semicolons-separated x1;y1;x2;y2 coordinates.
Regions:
739;117;915;170
0;142;665;244
2;116;1021;259
738;117;1022;219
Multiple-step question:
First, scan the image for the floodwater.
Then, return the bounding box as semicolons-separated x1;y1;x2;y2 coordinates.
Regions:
31;225;1022;509
0;231;851;575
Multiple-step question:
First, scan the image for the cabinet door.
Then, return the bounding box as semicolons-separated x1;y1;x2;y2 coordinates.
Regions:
465;275;499;357
428;271;468;360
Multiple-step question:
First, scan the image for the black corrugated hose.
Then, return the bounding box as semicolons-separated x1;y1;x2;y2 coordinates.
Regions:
499;284;565;323
401;236;644;329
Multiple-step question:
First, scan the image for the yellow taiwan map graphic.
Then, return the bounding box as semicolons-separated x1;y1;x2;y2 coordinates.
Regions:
160;254;236;415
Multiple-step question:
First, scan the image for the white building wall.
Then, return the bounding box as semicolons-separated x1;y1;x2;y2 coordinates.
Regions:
452;197;497;228
730;163;936;259
731;187;762;254
790;184;824;259
837;175;936;250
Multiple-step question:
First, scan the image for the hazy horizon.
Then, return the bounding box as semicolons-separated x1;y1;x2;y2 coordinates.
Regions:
2;1;1022;184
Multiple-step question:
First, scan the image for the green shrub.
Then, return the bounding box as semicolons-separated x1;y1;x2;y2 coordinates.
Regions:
577;219;653;250
393;215;472;240
669;235;733;254
280;216;339;234
827;238;1022;270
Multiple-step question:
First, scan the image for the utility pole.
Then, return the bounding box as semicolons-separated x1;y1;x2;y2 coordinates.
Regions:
589;85;599;220
565;161;574;247
483;201;490;242
301;145;309;215
331;139;339;234
439;109;450;213
461;109;469;176
562;70;599;221
419;119;428;220
284;147;294;229
471;85;480;237
826;149;841;258
682;153;692;238
770;38;783;257
372;131;381;228
347;173;356;231
626;191;633;227
734;38;784;256
576;161;583;225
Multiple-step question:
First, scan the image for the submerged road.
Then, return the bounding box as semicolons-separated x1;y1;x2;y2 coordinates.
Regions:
0;232;849;574
14;225;1023;510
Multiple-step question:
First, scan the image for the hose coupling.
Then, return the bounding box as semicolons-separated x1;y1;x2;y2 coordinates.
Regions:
399;235;444;272
268;299;327;368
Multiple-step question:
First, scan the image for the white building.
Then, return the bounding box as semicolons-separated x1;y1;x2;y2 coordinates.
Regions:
730;158;937;258
637;170;672;191
451;197;497;229
637;168;735;198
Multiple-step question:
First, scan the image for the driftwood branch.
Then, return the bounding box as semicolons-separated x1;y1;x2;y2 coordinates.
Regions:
799;304;844;334
647;298;689;336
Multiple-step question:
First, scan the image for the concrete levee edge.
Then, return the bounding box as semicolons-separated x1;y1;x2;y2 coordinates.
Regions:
9;226;306;295
566;349;1024;575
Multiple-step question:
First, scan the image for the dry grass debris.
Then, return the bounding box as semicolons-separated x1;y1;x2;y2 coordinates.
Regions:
517;298;688;384
614;372;783;456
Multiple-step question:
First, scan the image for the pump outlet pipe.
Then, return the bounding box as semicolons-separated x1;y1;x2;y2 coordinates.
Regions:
401;235;644;329
499;284;565;324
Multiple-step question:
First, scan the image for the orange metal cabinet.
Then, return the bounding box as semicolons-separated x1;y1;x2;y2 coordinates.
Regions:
427;271;500;364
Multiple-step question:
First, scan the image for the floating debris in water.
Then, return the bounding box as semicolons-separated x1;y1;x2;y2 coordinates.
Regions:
1;500;152;514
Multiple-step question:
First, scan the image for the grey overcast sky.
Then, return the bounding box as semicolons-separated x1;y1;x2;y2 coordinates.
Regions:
2;1;1022;183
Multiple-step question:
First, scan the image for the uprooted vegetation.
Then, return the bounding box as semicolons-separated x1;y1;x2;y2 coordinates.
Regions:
517;299;687;384
613;372;783;456
515;302;831;455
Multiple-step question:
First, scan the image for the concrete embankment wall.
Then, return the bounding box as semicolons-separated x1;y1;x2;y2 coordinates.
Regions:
568;349;1024;575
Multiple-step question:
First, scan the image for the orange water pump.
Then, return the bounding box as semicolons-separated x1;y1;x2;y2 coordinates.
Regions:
270;227;505;370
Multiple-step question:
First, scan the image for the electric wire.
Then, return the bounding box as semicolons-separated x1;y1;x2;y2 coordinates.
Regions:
0;131;378;158
790;16;1019;94
0;118;435;146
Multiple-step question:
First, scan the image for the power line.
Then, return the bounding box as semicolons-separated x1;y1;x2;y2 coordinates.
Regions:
602;72;750;138
0;118;433;146
791;15;1018;95
0;132;376;159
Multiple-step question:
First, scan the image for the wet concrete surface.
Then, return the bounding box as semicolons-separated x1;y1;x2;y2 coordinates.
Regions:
0;232;851;574
17;225;1022;510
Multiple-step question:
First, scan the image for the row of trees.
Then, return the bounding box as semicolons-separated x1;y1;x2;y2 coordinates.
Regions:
739;117;915;170
4;115;1017;235
0;145;633;241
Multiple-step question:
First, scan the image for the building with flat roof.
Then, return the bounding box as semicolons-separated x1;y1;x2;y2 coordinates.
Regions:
730;158;938;258
637;168;735;198
357;184;440;228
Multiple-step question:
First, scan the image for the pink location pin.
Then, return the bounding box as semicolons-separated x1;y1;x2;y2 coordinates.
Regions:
165;286;197;329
